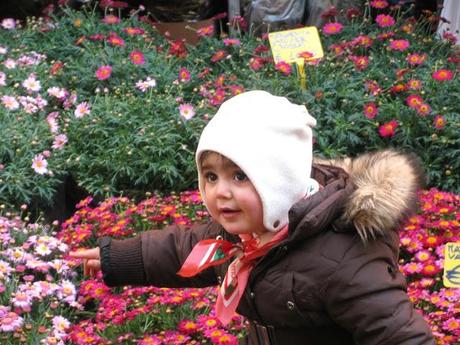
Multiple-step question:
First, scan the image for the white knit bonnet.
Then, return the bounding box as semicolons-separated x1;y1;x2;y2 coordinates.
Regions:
196;90;317;232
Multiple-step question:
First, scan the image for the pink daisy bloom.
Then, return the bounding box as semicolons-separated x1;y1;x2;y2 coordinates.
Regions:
95;65;112;80
370;0;388;9
432;69;454;81
129;51;145;65
363;102;378;119
407;79;422;90
406;94;423;109
223;38;241;46
433;115;446;130
107;34;125;47
376;14;395;28
102;15;120;25
31;154;48;175
275;61;292;75
378;120;398;138
52;134;68;150
179;104;195;120
389;39;410;51
197;25;215;37
406;53;427;66
416;103;431;116
74;101;91;118
322;22;344;35
178;67;191;82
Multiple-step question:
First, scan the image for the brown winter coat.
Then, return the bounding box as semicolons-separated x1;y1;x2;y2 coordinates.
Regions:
100;150;435;345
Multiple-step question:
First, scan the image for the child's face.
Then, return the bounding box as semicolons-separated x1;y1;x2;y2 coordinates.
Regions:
200;152;268;236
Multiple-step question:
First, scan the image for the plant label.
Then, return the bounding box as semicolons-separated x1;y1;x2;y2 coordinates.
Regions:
444;242;460;288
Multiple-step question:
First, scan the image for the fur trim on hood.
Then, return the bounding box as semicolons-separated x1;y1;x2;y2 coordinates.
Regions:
314;150;426;241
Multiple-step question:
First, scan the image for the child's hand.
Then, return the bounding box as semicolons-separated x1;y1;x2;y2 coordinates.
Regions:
69;247;101;278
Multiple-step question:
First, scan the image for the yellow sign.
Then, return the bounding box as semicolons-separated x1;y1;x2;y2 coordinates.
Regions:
268;26;324;65
444;242;460;288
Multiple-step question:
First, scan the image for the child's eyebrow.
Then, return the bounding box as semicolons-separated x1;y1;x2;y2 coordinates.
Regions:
200;163;214;171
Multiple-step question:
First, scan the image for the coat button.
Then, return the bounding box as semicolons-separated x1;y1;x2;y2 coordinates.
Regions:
250;292;255;299
286;301;295;310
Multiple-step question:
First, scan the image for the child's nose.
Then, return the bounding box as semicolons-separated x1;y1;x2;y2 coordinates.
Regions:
216;180;232;199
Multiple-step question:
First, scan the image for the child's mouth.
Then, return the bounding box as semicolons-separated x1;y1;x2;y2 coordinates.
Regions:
219;208;241;218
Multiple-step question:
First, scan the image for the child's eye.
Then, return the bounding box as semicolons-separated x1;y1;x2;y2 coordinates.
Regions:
234;171;247;182
204;172;217;183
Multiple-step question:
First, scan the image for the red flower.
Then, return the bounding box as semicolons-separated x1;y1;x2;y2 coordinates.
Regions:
275;61;292;75
391;83;407;93
168;40;188;58
249;57;266;71
50;61;64;75
211;50;227;62
363;102;378;119
432;69;454;81
378;120;398;138
129;51;145;65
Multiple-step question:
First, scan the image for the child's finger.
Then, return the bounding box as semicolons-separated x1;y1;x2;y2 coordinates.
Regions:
69;248;100;259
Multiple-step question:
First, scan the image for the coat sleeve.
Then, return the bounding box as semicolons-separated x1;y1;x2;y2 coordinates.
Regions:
322;246;435;345
99;221;222;288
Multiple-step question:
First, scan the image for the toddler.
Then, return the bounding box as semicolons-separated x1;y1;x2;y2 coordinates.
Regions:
71;90;434;345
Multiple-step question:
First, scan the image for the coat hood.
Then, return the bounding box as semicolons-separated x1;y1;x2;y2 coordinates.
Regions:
291;150;426;242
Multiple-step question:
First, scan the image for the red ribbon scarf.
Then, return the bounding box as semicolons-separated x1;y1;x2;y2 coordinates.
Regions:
177;226;289;325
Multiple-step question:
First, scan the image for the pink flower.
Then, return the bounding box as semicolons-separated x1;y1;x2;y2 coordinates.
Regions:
107;34;125;47
350;55;369;71
275;61;292;75
416;103;431;116
406;53;427;66
433;115;446;130
370;0;388;9
32;154;48;175
129;51;145;65
74;101;91;118
432;69;454;81
178;67;191;82
375;14;395;28
390;39;410;51
378;120;398;138
406;94;423;109
197;25;215;37
179;104;195;120
223;38;241;46
52;134;68;150
322;22;343;35
0;311;23;332
407;79;422;90
363;102;378;119
95;65;112;80
102;15;120;24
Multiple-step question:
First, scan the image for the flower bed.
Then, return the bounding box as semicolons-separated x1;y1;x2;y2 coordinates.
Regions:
0;188;459;344
0;1;458;214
